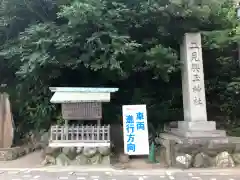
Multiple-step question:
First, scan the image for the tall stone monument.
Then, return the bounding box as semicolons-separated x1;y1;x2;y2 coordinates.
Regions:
171;33;226;138
160;33;240;168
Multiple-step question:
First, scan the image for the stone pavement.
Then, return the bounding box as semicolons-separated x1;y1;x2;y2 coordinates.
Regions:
0;169;240;180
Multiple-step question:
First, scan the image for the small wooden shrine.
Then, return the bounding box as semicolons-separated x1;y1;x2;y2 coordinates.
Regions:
49;87;118;147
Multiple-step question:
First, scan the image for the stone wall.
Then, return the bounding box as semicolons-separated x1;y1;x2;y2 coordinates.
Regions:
0;142;43;161
41;146;111;166
0;147;25;161
160;134;240;168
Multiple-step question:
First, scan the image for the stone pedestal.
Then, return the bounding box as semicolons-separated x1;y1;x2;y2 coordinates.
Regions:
170;128;226;138
178;121;216;131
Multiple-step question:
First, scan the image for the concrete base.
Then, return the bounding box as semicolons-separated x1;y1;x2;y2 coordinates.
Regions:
177;121;216;131
171;128;226;138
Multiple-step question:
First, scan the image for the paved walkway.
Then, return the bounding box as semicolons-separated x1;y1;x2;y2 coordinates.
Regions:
1;151;240;179
0;169;240;180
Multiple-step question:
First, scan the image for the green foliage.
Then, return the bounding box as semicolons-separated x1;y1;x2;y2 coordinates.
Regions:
0;0;239;135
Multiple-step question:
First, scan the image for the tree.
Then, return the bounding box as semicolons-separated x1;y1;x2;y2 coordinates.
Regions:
0;0;239;135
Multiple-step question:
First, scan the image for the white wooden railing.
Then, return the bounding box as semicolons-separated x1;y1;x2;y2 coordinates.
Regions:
49;125;110;147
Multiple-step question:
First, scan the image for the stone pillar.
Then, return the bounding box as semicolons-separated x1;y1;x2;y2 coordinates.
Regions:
171;33;226;138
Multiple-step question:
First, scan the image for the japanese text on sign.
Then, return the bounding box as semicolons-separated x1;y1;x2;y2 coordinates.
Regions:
122;105;149;155
190;42;203;106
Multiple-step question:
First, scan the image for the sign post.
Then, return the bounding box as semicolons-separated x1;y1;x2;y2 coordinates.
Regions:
122;104;149;155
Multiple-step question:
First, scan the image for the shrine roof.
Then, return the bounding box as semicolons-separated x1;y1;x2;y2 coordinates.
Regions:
49;87;119;93
49;87;119;103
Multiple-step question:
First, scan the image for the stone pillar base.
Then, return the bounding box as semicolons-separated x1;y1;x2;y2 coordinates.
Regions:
170;128;226;138
177;121;216;131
